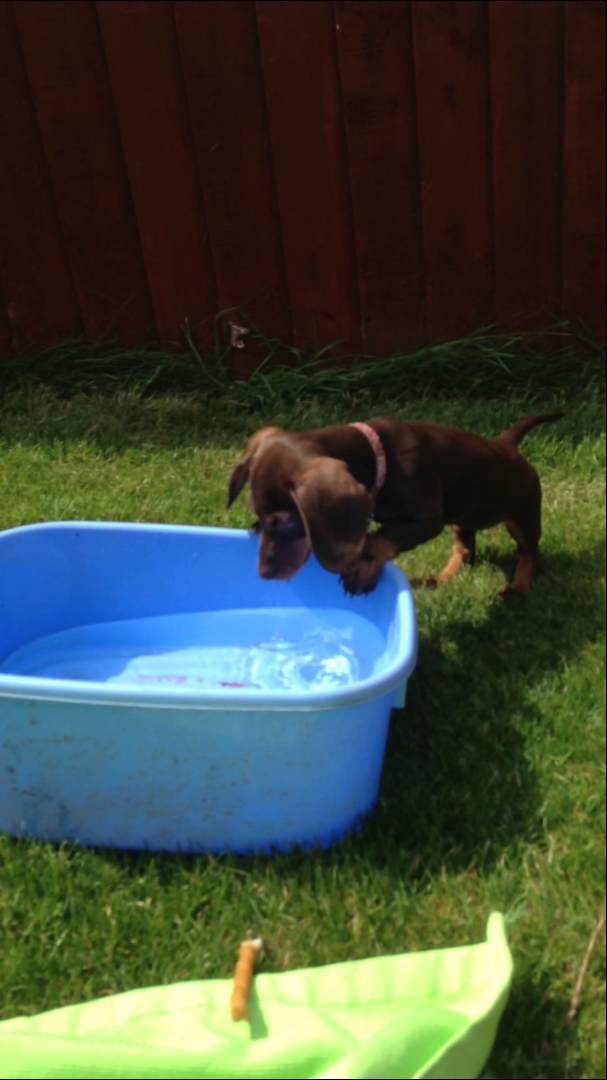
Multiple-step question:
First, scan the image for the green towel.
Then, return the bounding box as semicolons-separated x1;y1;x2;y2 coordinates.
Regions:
0;913;512;1080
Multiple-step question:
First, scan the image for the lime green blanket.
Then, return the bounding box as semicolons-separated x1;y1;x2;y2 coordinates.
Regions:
0;913;512;1079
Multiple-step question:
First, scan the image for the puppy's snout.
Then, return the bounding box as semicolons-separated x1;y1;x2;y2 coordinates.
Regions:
259;558;295;581
258;546;281;579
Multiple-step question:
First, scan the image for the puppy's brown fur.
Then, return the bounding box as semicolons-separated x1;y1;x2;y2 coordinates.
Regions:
227;413;562;597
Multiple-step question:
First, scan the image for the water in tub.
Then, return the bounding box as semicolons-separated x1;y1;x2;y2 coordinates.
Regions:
0;595;386;691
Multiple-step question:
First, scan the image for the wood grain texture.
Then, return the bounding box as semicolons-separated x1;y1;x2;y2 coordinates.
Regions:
13;1;154;340
97;0;216;340
0;1;603;353
0;1;80;345
174;0;290;371
562;0;605;335
490;1;564;328
256;0;361;350
412;1;494;340
335;1;424;351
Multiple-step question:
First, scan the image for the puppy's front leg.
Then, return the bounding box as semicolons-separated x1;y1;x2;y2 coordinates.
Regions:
340;533;398;595
340;511;443;595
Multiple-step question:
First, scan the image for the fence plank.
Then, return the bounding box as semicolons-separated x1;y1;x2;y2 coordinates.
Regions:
562;0;605;338
96;0;216;341
0;1;604;355
174;0;290;357
335;0;424;352
490;1;564;328
0;1;80;345
0;285;11;356
256;0;360;351
12;1;154;341
412;0;494;341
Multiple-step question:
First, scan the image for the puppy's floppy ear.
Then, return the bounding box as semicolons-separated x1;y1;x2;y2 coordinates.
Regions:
226;462;249;508
226;427;282;508
292;458;372;572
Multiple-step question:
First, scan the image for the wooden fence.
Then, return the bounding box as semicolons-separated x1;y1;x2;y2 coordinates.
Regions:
0;1;604;358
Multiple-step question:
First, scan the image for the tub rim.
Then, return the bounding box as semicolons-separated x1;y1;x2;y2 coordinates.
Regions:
0;521;417;712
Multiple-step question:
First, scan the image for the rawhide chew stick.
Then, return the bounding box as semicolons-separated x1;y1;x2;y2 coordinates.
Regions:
230;936;263;1021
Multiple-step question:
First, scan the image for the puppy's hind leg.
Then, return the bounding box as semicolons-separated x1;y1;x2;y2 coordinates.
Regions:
499;511;541;599
425;527;476;588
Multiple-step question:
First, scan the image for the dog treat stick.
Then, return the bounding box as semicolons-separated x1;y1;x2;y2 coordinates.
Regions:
568;906;605;1022
230;936;263;1021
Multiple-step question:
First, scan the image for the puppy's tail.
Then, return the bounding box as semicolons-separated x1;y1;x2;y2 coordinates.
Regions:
496;411;563;447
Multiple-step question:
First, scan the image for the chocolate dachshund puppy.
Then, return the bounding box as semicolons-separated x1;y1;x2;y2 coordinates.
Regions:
227;412;562;597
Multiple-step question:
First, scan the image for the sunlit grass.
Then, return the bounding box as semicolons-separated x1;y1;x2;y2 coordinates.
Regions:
0;333;604;1078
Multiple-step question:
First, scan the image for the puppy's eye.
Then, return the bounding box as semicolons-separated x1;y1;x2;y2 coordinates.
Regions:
274;517;305;539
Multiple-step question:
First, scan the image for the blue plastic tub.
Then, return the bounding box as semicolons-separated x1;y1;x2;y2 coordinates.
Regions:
0;522;417;853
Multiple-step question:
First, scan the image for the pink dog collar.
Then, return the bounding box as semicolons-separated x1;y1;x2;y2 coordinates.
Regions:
349;422;387;493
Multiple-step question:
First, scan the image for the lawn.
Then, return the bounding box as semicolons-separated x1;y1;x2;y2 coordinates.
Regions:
0;330;605;1078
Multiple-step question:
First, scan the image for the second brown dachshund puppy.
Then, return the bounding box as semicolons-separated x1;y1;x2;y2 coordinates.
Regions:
227;412;562;597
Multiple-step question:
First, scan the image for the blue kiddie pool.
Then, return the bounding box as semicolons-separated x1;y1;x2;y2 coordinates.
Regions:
0;522;417;854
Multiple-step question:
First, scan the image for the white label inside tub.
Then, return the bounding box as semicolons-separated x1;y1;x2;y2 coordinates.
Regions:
0;608;387;691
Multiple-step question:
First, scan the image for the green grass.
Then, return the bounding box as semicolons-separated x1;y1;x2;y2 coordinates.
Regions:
0;332;605;1078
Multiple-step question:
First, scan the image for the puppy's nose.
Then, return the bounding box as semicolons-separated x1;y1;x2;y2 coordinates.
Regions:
259;560;277;579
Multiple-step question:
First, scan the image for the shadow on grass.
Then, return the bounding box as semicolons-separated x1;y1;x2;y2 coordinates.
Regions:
487;971;581;1078
346;544;604;878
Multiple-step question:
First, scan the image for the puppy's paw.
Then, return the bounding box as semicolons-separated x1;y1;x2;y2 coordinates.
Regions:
340;557;382;596
410;575;439;590
497;583;525;601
